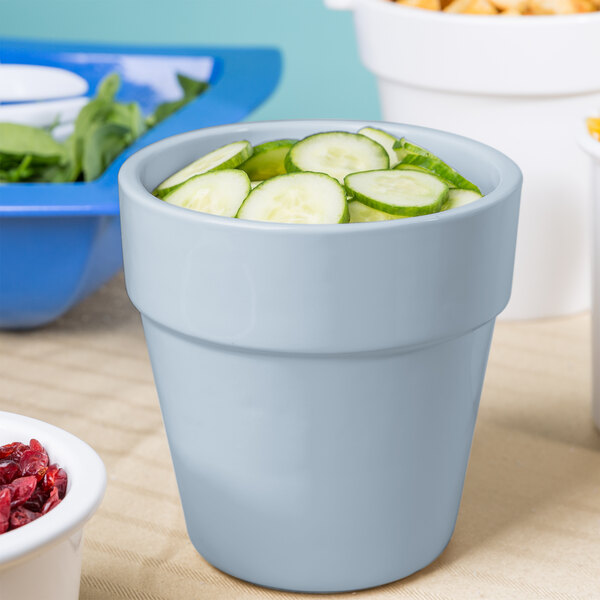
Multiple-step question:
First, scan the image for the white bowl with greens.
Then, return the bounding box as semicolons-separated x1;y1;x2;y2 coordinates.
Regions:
119;119;521;593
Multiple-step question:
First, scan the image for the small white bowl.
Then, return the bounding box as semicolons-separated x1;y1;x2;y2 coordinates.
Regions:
578;123;600;431
0;65;88;103
0;412;106;600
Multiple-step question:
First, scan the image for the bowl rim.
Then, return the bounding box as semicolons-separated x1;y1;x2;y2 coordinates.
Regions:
0;411;106;568
358;0;600;25
119;118;522;234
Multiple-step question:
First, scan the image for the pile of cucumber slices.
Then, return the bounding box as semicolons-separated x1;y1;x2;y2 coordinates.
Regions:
153;127;482;224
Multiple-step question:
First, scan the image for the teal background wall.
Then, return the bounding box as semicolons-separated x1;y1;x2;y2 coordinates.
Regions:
0;0;381;122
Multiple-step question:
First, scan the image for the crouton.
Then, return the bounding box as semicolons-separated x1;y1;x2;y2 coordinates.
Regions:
527;0;594;11
444;0;499;13
490;0;527;11
397;0;442;10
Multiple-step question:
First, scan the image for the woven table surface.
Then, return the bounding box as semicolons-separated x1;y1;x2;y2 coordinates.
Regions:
1;274;599;600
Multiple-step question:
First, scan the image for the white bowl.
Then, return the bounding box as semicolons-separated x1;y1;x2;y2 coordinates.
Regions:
0;412;106;600
325;0;600;319
578;125;600;431
0;65;88;103
0;97;88;130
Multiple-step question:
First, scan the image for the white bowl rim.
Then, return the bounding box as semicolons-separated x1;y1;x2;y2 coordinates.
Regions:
0;411;106;568
352;0;600;25
119;118;522;234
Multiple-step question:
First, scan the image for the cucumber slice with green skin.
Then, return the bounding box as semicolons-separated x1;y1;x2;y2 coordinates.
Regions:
345;170;448;216
155;140;253;196
250;180;263;189
237;172;349;224
162;169;250;217
394;163;456;188
285;131;389;183
392;139;480;193
397;152;481;194
239;139;296;181
441;189;483;211
358;127;405;167
348;200;406;223
393;138;433;158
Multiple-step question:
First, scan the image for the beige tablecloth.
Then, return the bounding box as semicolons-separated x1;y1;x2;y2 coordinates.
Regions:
1;274;599;599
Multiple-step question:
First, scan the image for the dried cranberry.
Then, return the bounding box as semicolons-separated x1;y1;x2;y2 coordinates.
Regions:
0;442;27;460
41;487;61;515
2;476;37;509
0;460;20;485
42;464;68;498
23;487;49;512
54;469;68;499
0;488;10;534
10;507;40;530
0;443;19;459
19;449;49;480
29;439;44;454
0;440;68;534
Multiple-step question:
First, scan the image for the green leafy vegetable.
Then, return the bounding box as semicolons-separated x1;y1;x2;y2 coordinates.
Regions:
0;123;67;163
0;155;35;182
0;72;208;184
146;74;209;128
108;102;146;140
82;123;131;182
96;72;121;102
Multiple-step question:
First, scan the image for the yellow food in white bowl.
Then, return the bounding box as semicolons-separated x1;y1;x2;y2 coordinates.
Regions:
389;0;599;14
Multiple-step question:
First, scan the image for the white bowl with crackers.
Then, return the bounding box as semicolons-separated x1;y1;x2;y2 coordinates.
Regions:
326;0;600;319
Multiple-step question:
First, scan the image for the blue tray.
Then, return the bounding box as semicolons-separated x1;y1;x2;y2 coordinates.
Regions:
0;39;281;329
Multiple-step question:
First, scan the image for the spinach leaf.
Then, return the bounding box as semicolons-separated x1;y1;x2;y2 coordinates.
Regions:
177;73;210;99
96;72;120;103
0;70;208;183
107;102;146;141
82;122;131;182
0;123;66;163
0;155;35;182
146;73;209;127
68;87;116;180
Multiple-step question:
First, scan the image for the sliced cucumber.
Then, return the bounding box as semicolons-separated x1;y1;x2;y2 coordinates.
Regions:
250;180;263;189
397;153;481;194
237;172;348;224
155;140;253;196
394;163;456;188
239;139;296;181
393;139;481;193
358;127;404;167
348;200;406;223
162;169;250;217
285;132;388;183
442;189;483;211
393;138;433;158
345;170;448;216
